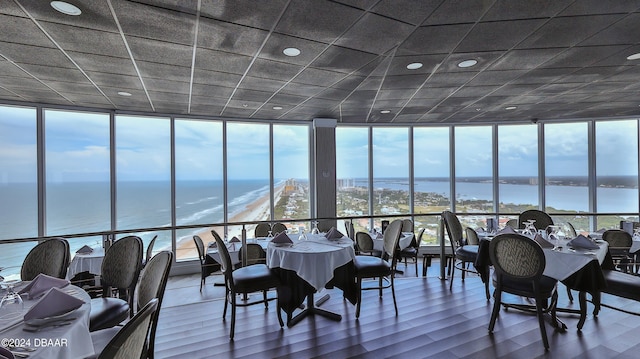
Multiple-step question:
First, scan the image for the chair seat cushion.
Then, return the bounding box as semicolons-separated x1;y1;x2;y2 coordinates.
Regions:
90;297;130;332
354;255;391;277
602;269;640;302
492;272;557;297
400;248;417;256
232;264;279;292
455;245;478;262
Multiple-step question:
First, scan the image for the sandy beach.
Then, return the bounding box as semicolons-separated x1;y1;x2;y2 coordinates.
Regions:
176;183;285;259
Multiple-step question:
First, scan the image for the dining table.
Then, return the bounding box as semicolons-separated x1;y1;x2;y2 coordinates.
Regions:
0;283;93;359
206;238;270;267
372;232;415;252
475;233;609;330
266;233;357;327
66;247;105;280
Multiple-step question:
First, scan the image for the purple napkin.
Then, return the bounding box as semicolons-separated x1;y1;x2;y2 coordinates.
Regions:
497;226;516;234
19;273;70;300
24;287;84;323
229;236;241;243
533;233;554;248
0;347;14;359
76;244;93;254
271;232;293;244
325;227;345;240
567;234;599;250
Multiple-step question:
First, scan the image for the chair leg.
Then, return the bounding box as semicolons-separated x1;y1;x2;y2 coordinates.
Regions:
488;288;501;332
356;277;363;318
378;277;383;297
415;256;418;277
222;287;229;318
263;290;268;309
276;301;284;328
449;261;455;290
566;286;573;302
230;291;237;340
391;273;398;316
535;294;550;350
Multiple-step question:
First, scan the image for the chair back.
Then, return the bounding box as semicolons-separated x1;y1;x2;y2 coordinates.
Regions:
603;229;632;263
101;235;143;291
145;235;158;264
255;223;271;237
20;237;70;281
98;298;158;359
414;228;425;249
382;219;403;261
518;210;553;231
212;230;233;283
442;210;464;250
465;227;479;245
401;219;414;233
489;233;545;282
355;232;374;253
136;251;172;359
193;235;206;264
505;218;518;229
238;243;266;266
271;222;287;235
566;222;578;238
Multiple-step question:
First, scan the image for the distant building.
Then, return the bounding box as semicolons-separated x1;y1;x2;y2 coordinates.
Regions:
284;178;297;194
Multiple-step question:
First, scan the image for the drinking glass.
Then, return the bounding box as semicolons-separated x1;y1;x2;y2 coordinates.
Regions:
311;221;320;235
0;278;24;321
267;230;273;239
523;220;536;236
546;225;561;250
299;229;307;241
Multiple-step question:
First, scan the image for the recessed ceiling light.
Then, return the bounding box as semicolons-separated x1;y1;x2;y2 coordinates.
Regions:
117;91;132;97
505;106;517;110
457;59;478;68
627;53;640;60
380;110;391;114
406;62;423;70
272;106;283;110
283;48;301;57
50;1;82;16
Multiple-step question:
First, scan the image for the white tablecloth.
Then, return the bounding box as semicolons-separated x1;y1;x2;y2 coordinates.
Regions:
0;284;94;359
543;240;608;281
266;234;356;291
373;232;414;252
207;240;269;265
67;248;105;279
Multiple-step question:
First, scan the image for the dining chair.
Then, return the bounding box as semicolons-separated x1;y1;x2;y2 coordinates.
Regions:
20;237;70;281
399;228;424;276
143;235;158;267
90;298;158;359
603;229;632;272
518;209;554;231
505;218;518;229
193;234;220;291
488;233;560;350
89;235;143;332
255;223;271;237
465;227;480;245
238;243;266;267
354;219;403;318
271;222;287;235
565;222;578;238
136;251;172;359
442;211;487;299
212;229;283;339
355;231;382;257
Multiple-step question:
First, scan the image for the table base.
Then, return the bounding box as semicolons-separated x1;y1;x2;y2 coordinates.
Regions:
287;292;341;327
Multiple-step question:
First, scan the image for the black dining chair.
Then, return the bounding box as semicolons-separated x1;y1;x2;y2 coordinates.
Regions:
518;209;554;231
354;219;403;318
398;228;424;276
193;234;220;291
488;233;560;350
212;229;283;339
20;237;70;281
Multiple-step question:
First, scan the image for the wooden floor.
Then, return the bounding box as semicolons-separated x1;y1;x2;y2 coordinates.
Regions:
154;261;640;359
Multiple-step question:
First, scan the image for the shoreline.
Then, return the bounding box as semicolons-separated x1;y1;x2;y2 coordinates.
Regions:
176;183;285;258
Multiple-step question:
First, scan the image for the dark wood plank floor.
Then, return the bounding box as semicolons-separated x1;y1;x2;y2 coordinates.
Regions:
155;261;640;359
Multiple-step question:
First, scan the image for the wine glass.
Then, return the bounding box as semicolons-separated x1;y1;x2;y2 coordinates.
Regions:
0;277;24;321
523;220;536;236
311;221;320;235
267;230;273;239
546;225;561;250
299;228;307;241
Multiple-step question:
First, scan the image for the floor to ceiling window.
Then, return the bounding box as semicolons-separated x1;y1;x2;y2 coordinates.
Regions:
413;127;450;243
273;124;310;225
336;127;369;232
174;119;224;261
116;115;171;252
44;109;110;251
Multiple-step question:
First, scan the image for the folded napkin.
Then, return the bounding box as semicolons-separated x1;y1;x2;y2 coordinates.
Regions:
19;273;69;300
271;231;293;244
0;347;14;359
24;287;84;323
497;226;516;234
533;233;554;248
325;227;345;240
567;234;599;250
76;244;94;254
229;236;241;243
